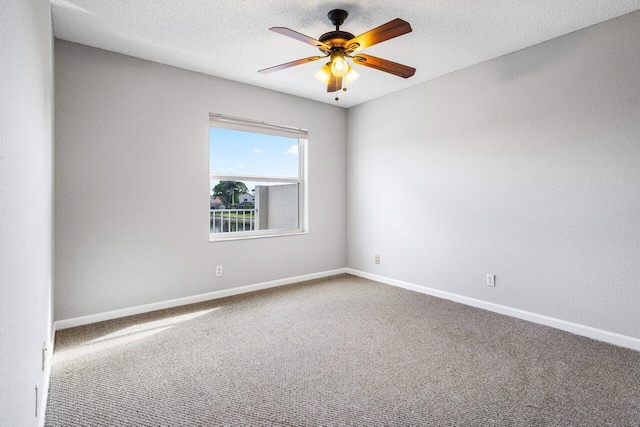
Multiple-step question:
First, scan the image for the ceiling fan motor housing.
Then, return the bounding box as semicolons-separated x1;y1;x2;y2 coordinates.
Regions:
319;31;355;48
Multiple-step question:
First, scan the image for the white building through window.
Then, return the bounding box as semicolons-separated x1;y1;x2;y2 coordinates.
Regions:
209;114;307;240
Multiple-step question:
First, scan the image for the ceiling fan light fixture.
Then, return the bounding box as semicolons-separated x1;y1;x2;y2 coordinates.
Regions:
314;63;332;84
330;52;348;77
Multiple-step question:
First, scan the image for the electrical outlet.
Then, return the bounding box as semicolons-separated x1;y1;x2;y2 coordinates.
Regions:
486;274;495;287
215;266;223;277
374;255;380;264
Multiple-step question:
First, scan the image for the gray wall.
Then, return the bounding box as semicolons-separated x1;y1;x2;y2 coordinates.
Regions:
54;40;347;320
347;11;640;339
0;0;55;425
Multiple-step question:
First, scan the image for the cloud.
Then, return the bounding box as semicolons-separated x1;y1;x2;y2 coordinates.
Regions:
252;148;264;154
219;167;235;172
284;145;298;155
238;164;246;168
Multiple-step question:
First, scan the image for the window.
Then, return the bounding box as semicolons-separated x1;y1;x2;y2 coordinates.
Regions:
209;114;307;240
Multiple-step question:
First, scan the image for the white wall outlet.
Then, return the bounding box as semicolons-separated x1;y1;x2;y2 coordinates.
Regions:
215;266;223;277
486;273;495;287
374;255;380;264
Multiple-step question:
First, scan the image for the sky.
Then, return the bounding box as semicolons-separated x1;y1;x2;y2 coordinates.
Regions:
210;127;298;177
209;127;300;196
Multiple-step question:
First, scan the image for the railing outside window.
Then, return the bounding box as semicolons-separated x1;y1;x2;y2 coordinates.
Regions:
210;209;256;233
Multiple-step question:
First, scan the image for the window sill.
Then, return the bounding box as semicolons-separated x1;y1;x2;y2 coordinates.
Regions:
209;230;308;242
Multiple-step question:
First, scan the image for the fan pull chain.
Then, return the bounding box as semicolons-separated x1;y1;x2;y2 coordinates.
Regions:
335;87;348;101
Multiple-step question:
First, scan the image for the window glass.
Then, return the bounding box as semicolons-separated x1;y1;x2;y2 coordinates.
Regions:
209;115;306;240
210;128;299;178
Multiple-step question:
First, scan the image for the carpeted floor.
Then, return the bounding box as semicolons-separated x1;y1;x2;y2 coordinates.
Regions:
45;274;640;426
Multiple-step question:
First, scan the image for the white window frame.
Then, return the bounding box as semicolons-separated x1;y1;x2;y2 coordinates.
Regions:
209;113;308;241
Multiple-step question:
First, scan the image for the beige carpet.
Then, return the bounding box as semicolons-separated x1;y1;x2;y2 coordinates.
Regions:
45;274;640;426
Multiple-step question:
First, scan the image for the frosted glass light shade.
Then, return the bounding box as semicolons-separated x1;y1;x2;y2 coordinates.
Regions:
330;55;348;77
314;63;331;83
344;67;359;84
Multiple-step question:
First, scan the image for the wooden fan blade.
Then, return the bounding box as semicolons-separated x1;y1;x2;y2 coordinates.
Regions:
270;27;331;51
327;74;343;92
352;54;416;78
258;56;324;74
345;18;412;52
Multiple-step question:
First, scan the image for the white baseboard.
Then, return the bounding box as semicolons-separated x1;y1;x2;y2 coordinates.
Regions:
54;268;348;331
346;268;640;352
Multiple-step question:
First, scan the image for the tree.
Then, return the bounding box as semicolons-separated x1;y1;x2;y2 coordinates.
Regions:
212;181;248;208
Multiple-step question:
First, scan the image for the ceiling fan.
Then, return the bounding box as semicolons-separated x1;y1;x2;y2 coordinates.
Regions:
258;9;416;96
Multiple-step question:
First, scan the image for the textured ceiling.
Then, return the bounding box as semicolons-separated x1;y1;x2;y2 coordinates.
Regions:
51;0;640;108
